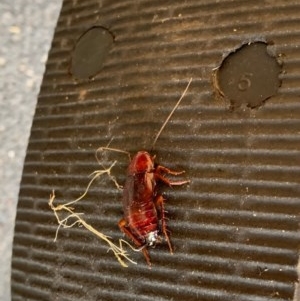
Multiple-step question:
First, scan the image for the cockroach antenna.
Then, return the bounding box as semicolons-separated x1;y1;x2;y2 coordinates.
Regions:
151;78;192;151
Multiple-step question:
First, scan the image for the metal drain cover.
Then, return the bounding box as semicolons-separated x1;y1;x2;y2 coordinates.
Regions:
12;1;300;301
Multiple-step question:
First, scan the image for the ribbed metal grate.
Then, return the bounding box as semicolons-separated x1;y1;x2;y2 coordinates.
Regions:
12;1;299;300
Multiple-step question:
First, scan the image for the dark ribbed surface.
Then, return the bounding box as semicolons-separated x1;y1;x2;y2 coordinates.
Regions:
12;1;300;301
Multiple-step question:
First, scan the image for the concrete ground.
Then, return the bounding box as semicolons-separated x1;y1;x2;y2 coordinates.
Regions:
0;1;61;300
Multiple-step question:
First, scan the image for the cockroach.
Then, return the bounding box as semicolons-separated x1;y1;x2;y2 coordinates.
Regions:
117;79;192;266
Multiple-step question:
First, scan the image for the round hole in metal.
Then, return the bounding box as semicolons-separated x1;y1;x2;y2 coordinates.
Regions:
70;26;114;79
215;42;282;109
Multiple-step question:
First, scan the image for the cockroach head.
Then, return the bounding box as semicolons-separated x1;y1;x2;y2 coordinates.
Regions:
128;151;154;174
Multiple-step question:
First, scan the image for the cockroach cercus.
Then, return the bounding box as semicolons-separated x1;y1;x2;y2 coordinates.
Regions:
100;78;192;266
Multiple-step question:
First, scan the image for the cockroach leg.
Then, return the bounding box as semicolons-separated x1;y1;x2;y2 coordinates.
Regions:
156;165;186;176
118;218;151;266
155;195;173;254
154;172;190;187
118;218;141;247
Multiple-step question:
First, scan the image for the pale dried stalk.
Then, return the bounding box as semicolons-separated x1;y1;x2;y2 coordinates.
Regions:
48;161;136;267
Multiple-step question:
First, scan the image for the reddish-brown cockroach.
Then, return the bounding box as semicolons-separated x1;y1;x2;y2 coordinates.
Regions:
119;151;189;266
116;79;192;266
